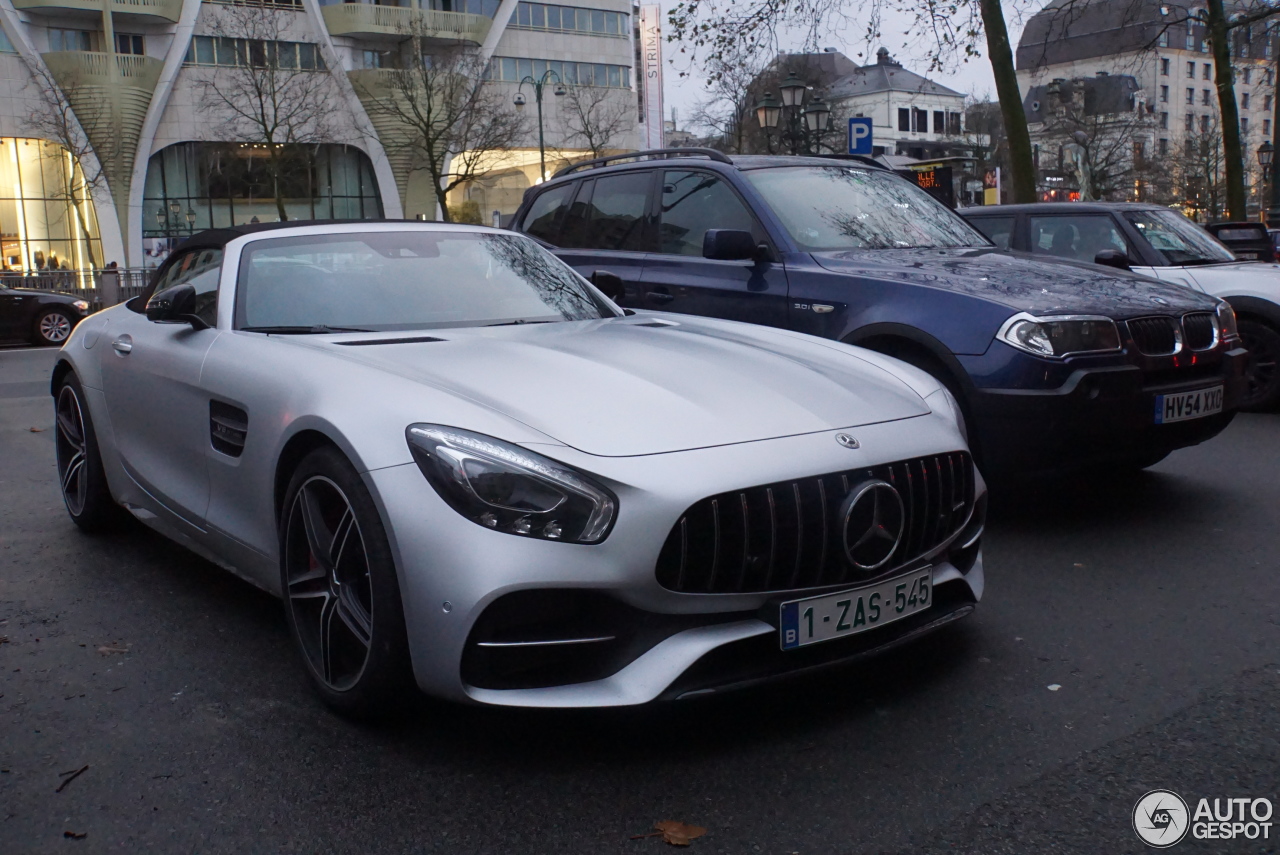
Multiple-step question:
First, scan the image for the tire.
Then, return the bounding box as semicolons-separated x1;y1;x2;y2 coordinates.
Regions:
54;374;124;533
279;445;414;718
1237;318;1280;411
33;308;75;346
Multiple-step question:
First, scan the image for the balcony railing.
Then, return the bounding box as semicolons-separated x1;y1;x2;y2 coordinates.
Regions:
13;0;182;22
321;4;491;43
41;51;165;87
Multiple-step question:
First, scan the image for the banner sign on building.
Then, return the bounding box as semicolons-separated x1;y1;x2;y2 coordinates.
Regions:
639;5;664;150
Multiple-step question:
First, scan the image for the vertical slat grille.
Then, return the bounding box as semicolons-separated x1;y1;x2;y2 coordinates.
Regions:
1181;312;1216;351
655;451;975;594
1127;316;1179;355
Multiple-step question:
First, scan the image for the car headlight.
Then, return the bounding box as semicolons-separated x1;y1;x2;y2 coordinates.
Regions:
996;312;1121;358
72;300;89;312
1216;301;1240;341
406;424;616;543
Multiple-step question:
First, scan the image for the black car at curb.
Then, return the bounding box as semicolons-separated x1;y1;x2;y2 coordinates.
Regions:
0;279;89;346
512;148;1247;476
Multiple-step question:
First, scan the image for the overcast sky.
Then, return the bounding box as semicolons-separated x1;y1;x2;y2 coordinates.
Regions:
655;1;1030;131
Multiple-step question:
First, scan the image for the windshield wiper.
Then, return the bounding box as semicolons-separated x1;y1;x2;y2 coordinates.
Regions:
242;324;374;334
485;319;554;327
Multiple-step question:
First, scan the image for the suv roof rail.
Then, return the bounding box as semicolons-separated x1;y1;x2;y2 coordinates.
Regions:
552;147;733;178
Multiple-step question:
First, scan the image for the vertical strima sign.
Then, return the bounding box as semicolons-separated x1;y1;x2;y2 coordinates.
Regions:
640;5;664;150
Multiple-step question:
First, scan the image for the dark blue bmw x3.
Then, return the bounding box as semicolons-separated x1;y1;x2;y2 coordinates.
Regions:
512;149;1247;475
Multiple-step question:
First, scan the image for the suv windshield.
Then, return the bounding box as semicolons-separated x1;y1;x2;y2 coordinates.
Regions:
235;230;616;332
743;166;989;251
1125;208;1236;266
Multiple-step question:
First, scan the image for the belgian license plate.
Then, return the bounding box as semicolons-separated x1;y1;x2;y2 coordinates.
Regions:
1154;386;1224;424
779;569;932;650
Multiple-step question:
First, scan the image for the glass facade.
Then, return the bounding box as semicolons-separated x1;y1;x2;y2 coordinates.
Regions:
185;36;325;69
0;138;102;277
489;56;630;88
317;0;502;12
142;142;383;263
511;3;628;36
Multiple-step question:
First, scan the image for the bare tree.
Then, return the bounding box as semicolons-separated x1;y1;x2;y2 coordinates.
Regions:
558;84;634;159
22;62;110;268
1179;115;1228;219
687;54;771;153
354;31;525;223
666;0;1039;203
194;2;344;222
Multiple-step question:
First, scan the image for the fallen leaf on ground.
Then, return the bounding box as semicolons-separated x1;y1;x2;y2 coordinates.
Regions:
29;427;44;432
97;646;129;655
63;831;87;840
1047;684;1062;691
634;821;706;846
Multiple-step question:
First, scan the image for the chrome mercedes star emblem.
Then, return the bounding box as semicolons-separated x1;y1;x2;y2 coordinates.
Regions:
835;433;860;449
841;480;905;571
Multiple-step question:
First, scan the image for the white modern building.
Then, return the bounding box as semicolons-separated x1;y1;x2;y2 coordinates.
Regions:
0;0;639;273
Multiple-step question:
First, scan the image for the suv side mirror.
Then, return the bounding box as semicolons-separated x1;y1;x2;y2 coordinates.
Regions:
590;270;626;302
1093;249;1131;271
145;283;209;330
703;229;759;261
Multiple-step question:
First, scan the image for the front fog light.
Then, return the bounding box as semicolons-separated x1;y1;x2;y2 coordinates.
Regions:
407;424;616;543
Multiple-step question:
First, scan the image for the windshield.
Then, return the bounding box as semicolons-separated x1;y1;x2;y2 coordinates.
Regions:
235;230;617;332
1125;208;1236;266
743;166;990;251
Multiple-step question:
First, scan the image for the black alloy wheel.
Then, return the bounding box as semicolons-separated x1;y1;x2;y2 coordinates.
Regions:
1237;319;1280;411
280;446;413;717
54;375;122;532
34;308;75;346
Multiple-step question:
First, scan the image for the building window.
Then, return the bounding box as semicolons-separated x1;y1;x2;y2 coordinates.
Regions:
1243;68;1252;84
1160;111;1168;128
1242;117;1249;135
1184;138;1194;157
1267;94;1274;110
1203;63;1212;79
1269;69;1276;85
511;3;628;36
49;28;98;52
488;56;630;88
1187;61;1196;76
1159;31;1169;47
142;142;383;255
1186;112;1195;132
898;108;910;131
116;34;144;55
1161;58;1170;75
1160;84;1169;102
1202;89;1211;105
1201;114;1210;132
912;107;927;132
946;112;962;135
932;110;945;133
1242;92;1250;109
1186;30;1196;51
1202;38;1210;53
1159;138;1169;155
1265;119;1272;135
1186;87;1195;104
0;138;103;276
185;37;325;69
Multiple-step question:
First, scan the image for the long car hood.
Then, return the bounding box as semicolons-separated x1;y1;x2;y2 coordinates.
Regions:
317;316;932;457
812;247;1218;316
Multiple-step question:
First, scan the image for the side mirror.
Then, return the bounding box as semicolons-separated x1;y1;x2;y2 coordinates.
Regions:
703;229;759;261
1093;249;1131;271
590;270;626;302
145;283;209;330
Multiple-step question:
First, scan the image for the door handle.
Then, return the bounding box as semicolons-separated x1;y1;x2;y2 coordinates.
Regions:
645;291;675;304
111;335;133;354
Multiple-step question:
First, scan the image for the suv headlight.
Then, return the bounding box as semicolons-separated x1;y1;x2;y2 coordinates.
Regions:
996;312;1121;358
1216;301;1240;341
72;300;89;312
406;424;616;543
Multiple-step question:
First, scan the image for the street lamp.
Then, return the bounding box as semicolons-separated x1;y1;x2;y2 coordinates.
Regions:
753;72;834;156
514;69;565;182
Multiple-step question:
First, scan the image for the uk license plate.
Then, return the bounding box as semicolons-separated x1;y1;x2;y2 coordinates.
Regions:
1154;386;1224;424
779;569;932;650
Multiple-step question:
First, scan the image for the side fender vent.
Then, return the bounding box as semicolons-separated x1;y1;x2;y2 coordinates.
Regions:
210;400;248;457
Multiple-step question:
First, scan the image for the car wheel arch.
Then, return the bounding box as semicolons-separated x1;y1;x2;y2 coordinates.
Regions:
1221;295;1280;331
50;358;75;398
273;429;349;523
843;324;974;398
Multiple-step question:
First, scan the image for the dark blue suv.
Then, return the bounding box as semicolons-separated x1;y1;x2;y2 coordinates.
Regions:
512;149;1247;475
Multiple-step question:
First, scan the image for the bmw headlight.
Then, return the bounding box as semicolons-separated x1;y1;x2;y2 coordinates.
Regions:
1216;301;1240;341
996;313;1121;358
72;300;89;312
406;424;616;543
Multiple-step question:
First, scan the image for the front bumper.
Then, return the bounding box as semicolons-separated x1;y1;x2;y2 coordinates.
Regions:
966;344;1247;474
364;413;985;707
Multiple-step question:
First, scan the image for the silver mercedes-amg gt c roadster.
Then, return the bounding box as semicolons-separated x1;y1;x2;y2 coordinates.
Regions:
51;222;985;716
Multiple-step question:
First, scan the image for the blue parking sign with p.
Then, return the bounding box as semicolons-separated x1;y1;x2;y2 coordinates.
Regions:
847;117;873;155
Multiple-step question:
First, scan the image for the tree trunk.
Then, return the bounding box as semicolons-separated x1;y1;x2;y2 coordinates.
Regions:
435;181;452;223
270;148;289;222
1207;0;1246;220
978;0;1036;204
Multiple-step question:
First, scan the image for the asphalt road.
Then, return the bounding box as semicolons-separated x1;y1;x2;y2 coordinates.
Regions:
1;345;1277;854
